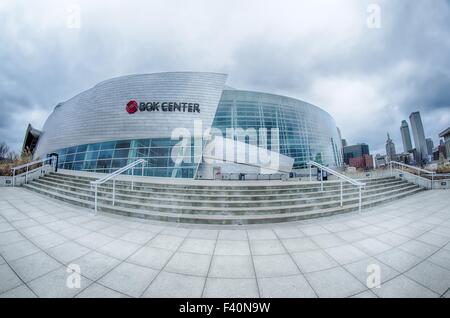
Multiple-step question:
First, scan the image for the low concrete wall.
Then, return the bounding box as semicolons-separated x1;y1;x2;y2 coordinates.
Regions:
6;165;55;187
0;176;13;187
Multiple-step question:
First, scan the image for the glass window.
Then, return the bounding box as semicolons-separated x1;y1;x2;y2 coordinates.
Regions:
149;147;169;157
87;143;101;151
85;151;99;161
76;145;87;153
98;150;113;160
67;146;77;154
100;141;116;150
111;159;128;168
65;154;75;162
116;140;131;149
135;139;150;148
113;148;129;158
75;153;86;161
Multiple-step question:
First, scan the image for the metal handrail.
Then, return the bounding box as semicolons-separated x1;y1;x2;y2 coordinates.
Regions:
307;161;366;213
12;156;57;187
90;159;146;214
389;161;435;189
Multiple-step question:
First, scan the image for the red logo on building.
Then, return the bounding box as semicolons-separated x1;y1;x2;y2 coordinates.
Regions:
126;100;138;114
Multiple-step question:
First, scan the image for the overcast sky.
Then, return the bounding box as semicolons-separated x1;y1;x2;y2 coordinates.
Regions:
1;0;449;155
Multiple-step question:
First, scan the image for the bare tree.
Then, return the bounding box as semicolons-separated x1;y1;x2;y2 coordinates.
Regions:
0;142;10;160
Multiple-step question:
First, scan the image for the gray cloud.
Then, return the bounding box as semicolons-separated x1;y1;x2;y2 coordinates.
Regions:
0;0;449;157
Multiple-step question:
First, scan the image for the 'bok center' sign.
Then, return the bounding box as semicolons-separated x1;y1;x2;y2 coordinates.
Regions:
126;100;200;114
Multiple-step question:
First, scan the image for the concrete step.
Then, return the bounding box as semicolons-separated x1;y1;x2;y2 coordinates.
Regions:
42;173;400;195
30;177;416;208
24;179;420;215
23;182;424;225
35;175;407;200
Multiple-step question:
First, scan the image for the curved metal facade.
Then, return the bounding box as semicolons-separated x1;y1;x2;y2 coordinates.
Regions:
34;72;342;178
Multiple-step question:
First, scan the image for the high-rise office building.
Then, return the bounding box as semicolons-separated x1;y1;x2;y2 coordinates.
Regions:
343;143;369;164
426;138;434;156
341;139;348;147
385;133;396;162
400;120;413;152
409;111;428;164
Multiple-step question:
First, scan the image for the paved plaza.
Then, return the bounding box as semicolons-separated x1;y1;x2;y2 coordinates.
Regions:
0;187;449;298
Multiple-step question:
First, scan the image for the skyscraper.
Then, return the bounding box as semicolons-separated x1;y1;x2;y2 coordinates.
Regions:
400;120;413;152
426;138;434;156
409;111;428;164
385;133;396;162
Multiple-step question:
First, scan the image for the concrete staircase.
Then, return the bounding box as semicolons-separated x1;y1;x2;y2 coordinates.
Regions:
23;172;424;224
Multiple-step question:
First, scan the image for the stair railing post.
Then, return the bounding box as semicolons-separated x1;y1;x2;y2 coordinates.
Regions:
131;168;134;190
94;184;98;215
25;165;29;184
431;173;434;190
12;169;15;187
309;164;312;181
358;185;362;213
320;169;323;192
340;181;343;206
112;178;115;206
142;162;144;177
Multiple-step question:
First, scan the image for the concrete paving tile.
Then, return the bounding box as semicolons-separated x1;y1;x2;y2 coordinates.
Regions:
120;229;157;244
0;240;40;262
375;248;422;273
311;233;346;249
353;238;392;255
10;251;61;282
214;240;250;256
344;257;400;287
75;283;129;298
0;230;25;245
247;229;277;240
292;250;339;273
147;234;184;251
98;239;140;260
99;262;158;298
282;237;319;253
143;271;205;297
250;239;286;255
253;254;300;278
203;278;259;298
28;267;92;298
258;275;316;298
164;252;211;276
372;275;438;298
325;244;368;265
179;238;215;255
209;255;255;279
0;264;22;294
405;261;450;295
0;284;36;298
74;232;114;250
71;251;121;281
128;246;174;270
416;232;450;247
428;249;450;270
398;240;440;259
218;230;247;241
305;267;366;298
48;241;91;264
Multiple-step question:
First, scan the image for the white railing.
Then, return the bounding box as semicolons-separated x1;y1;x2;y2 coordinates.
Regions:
90;159;146;214
12;156;57;187
307;161;366;213
389;161;435;189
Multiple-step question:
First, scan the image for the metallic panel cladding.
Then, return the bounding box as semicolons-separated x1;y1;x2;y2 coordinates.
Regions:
34;72;228;158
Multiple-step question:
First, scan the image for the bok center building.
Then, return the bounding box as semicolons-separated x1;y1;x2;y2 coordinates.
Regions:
28;72;343;179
